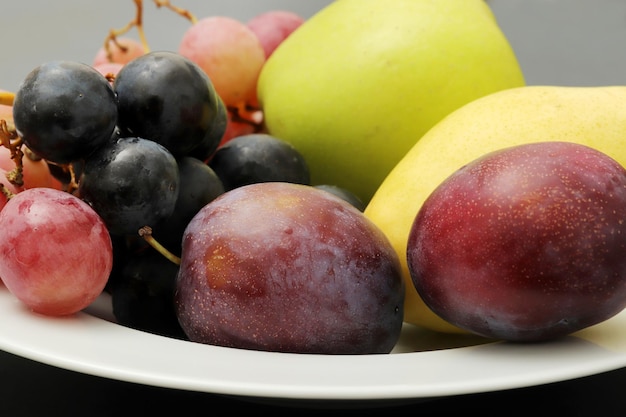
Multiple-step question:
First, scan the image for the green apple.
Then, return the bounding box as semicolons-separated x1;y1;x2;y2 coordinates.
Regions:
257;0;525;203
364;85;626;333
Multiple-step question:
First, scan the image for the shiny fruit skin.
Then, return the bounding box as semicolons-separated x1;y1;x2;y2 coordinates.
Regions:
178;16;265;108
407;141;626;341
113;51;222;157
175;182;404;354
208;133;310;191
0;188;112;315
78;136;180;236
365;85;626;333
12;60;118;164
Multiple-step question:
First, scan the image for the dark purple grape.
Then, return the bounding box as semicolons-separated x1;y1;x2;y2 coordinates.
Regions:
188;95;228;162
209;133;310;191
78;137;179;236
113;51;222;157
152;156;225;255
110;246;186;339
12;60;117;164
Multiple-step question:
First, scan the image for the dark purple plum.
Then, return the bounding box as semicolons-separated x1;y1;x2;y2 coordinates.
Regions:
407;141;626;342
175;182;404;354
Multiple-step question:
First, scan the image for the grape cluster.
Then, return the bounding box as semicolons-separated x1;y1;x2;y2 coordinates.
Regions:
0;5;365;339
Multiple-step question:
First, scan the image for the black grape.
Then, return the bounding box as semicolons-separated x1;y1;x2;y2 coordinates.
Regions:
188;95;228;162
110;246;187;339
152;156;225;255
209;133;310;191
12;60;117;164
113;51;223;157
314;184;366;212
78;136;180;236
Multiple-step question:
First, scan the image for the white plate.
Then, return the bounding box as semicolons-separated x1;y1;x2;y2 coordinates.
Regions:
0;284;625;403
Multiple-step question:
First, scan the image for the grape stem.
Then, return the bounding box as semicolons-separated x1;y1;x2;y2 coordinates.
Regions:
104;0;151;61
154;0;197;24
44;161;79;194
0;119;25;188
0;183;15;200
103;0;197;63
138;226;181;266
229;102;265;130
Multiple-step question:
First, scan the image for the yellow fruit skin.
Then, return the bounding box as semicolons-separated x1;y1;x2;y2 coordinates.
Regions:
364;85;626;333
257;0;524;203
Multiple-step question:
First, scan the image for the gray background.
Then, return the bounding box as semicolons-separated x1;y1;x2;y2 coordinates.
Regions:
1;0;626;92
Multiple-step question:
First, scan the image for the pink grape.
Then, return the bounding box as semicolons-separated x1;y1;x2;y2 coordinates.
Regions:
178;16;266;107
92;36;145;66
92;61;124;81
0;97;58;190
0;188;113;315
0;146;56;190
247;10;305;58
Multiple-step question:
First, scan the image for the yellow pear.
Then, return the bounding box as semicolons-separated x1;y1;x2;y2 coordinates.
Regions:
365;85;626;333
257;0;524;204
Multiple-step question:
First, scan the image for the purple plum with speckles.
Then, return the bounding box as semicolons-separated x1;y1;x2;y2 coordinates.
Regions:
407;141;626;342
175;182;405;354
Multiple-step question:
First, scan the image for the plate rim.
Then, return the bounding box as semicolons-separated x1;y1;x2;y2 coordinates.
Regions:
0;286;625;401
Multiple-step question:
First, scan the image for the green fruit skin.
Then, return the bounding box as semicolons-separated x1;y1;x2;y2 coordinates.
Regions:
257;0;525;203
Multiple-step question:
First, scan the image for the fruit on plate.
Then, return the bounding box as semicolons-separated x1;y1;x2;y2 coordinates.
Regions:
92;36;145;67
78;136;180;236
246;10;304;59
12;60;118;165
365;85;626;333
175;182;405;354
0;188;112;315
407;141;626;341
208;133;310;191
179;16;266;108
257;0;525;203
113;51;225;158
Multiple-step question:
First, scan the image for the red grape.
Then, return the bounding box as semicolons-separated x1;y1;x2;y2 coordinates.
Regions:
0;146;56;190
178;16;266;107
247;10;305;58
92;36;145;66
218;113;257;148
0;188;113;315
